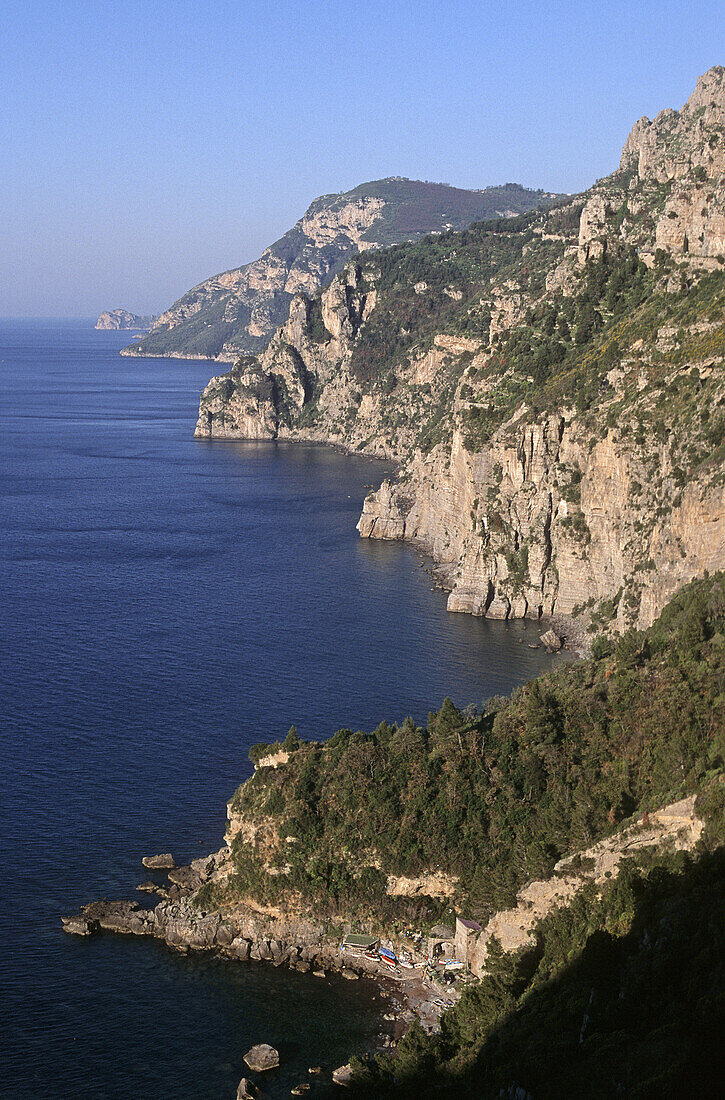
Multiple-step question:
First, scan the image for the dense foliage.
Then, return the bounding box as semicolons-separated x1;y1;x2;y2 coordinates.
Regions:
350;212;546;385
214;575;724;926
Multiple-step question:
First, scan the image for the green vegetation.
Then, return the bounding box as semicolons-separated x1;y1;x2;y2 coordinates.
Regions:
209;575;723;930
350;212;546;385
196;576;725;1095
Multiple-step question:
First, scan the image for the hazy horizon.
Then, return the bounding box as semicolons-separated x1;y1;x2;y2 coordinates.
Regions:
3;0;724;317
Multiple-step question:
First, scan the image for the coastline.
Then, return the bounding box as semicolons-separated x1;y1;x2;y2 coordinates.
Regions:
120;346;232;361
192;430;586;657
62;849;459;1044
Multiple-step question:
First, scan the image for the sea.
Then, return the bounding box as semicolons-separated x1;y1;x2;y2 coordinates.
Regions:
0;319;558;1098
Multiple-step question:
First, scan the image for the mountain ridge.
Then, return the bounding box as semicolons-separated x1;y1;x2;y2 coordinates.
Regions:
123;179;563;361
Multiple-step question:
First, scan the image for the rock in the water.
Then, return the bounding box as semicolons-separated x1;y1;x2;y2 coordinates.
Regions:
341;968;359;980
308;1066;322;1075
332;1063;354;1086
540;628;563;652
291;1085;310;1095
142;853;175;869
136;881;158;893
61;915;97;936
236;1079;258;1099
243;1044;279;1072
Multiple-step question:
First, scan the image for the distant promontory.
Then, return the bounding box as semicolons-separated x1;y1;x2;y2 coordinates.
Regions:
95;309;157;331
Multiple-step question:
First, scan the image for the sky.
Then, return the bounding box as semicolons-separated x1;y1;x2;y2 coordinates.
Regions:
2;0;724;317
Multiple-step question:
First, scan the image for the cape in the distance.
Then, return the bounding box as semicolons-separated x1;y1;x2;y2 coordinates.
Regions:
118;179;563;361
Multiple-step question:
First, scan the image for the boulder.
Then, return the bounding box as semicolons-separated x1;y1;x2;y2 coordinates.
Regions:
236;1079;258;1099
291;1086;310;1095
540;628;563;652
61;915;98;936
136;881;158;893
243;1044;280;1072
142;853;175;869
230;937;251;960
216;924;234;947
332;1063;354;1086
341;968;359;980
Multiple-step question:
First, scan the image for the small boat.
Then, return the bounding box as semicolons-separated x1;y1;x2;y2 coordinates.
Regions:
380;956;399;971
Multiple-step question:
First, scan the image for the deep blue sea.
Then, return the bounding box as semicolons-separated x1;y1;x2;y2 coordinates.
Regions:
0;320;557;1098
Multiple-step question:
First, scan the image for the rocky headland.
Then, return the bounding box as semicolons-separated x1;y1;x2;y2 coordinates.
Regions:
62;569;725;1094
193;68;725;647
124;179;562;362
95;309;156;331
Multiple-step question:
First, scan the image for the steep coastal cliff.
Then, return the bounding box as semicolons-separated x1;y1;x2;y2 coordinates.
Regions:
195;69;725;638
125;179;560;361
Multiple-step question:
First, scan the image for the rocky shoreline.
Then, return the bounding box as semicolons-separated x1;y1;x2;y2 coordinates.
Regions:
62;850;457;1053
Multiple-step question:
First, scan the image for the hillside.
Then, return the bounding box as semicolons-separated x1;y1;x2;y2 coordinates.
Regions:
195;67;725;638
199;573;725;1096
204;573;724;924
63;575;725;1095
123;179;561;361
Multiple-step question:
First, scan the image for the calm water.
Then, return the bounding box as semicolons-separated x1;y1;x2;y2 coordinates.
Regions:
0;320;557;1098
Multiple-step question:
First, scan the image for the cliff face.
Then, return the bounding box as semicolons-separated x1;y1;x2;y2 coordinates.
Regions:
194;69;725;638
95;309;155;330
125;179;561;361
358;409;724;633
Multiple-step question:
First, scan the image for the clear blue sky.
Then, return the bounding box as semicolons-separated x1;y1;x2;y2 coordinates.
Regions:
2;0;723;316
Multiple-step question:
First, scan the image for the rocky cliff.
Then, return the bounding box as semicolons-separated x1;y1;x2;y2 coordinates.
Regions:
125;179;561;361
195;69;725;640
95;309;156;330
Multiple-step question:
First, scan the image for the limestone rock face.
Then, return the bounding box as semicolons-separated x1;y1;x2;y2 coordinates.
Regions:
469;796;703;978
360;415;724;634
602;64;725;266
192;69;725;639
95;309;155;331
